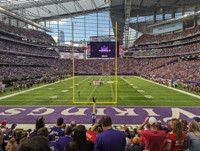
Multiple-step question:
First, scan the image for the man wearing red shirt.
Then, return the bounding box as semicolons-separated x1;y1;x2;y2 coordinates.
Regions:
137;117;166;151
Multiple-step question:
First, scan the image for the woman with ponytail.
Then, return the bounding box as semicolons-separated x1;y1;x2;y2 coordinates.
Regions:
165;118;187;151
29;116;45;138
187;122;200;151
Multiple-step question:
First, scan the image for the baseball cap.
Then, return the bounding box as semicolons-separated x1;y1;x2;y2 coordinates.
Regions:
1;120;7;125
11;124;17;129
149;117;157;126
193;117;200;122
132;137;140;144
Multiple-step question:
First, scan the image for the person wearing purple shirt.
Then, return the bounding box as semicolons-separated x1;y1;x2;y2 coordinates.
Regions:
29;116;45;138
49;141;60;151
58;126;73;151
94;115;126;151
49;117;65;141
36;127;60;151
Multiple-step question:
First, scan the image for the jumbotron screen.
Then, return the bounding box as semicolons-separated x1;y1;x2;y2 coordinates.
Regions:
87;42;123;58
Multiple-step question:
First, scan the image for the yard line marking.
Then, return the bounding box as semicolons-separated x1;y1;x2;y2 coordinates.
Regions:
137;90;145;93
86;77;102;102
136;76;200;99
0;77;73;100
144;95;153;99
120;77;133;87
49;96;58;99
61;90;68;93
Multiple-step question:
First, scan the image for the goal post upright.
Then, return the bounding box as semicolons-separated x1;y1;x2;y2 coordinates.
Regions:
72;22;118;104
72;22;75;103
115;22;118;103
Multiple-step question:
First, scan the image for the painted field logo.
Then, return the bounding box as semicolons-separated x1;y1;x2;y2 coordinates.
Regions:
0;106;199;124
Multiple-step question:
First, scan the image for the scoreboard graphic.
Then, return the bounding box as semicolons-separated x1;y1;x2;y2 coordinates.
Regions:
87;42;123;58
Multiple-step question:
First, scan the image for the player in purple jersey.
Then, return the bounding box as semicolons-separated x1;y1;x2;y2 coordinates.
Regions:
49;117;65;141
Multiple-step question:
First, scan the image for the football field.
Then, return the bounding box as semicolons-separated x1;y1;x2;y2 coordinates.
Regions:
0;76;199;106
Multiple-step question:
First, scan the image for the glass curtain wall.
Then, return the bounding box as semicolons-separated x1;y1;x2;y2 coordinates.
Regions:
40;11;114;44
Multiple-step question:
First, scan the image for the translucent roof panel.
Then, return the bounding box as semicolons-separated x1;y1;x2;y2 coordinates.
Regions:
0;0;110;20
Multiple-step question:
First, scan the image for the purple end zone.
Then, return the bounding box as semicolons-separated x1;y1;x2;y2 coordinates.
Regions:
0;106;199;125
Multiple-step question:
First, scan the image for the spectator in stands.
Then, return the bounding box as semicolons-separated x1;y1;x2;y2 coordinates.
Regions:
86;124;103;143
17;136;49;151
49;117;65;141
3;128;16;150
124;128;131;151
179;118;188;134
187;122;200;151
19;130;31;144
5;138;18;151
193;117;200;128
165;120;172;134
29;116;45;137
137;117;166;151
70;121;77;137
0;127;3;151
36;127;59;151
5;124;17;138
1;120;8;132
64;125;94;151
15;131;23;144
165;118;187;151
129;137;142;151
58;126;73;151
94;115;126;151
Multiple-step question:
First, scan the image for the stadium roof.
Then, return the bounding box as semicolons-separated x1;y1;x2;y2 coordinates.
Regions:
0;0;110;21
1;0;200;45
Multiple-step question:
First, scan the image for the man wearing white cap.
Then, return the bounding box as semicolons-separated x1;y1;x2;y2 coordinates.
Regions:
137;117;166;151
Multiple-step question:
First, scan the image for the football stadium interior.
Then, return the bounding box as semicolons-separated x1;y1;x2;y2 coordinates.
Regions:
0;0;200;150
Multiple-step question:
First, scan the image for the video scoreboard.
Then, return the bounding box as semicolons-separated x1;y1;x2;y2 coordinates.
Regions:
87;42;123;58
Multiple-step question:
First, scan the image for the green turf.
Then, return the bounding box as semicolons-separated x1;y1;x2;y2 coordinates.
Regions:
0;76;199;106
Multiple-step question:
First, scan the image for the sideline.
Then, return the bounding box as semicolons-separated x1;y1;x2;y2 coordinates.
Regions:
136;76;200;99
0;77;73;100
7;124;138;131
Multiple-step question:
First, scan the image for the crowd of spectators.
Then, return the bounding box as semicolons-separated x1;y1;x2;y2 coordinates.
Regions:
0;115;200;151
130;42;200;57
134;25;200;45
150;60;200;82
160;43;200;55
0;21;55;44
1;53;199;84
132;33;200;51
0;41;59;57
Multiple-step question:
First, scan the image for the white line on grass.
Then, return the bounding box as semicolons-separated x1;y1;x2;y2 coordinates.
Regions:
86;77;102;102
120;77;133;86
136;76;200;99
0;77;73;100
